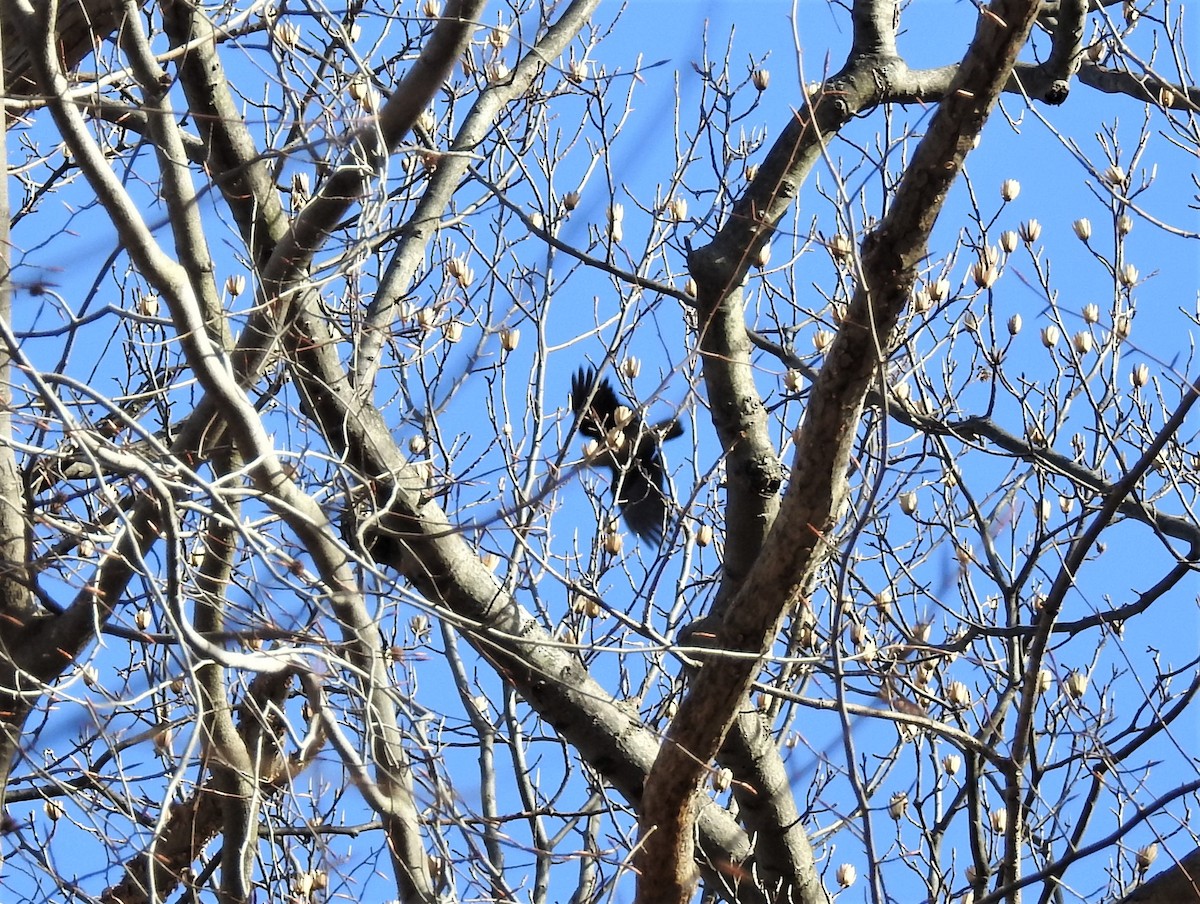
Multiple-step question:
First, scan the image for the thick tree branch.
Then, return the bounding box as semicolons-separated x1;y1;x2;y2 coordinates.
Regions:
637;2;1044;902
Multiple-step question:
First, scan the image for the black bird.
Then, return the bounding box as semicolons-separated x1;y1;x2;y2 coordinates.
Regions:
570;367;683;545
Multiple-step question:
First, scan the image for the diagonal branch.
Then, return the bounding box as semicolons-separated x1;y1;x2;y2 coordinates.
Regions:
636;2;1044;902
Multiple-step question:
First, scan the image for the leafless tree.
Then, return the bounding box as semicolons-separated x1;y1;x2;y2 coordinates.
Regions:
0;1;1197;903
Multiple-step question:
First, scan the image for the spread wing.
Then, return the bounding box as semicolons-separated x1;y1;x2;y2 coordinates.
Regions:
570;367;675;545
570;367;622;438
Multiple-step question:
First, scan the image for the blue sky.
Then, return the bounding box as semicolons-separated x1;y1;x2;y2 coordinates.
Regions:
4;2;1198;902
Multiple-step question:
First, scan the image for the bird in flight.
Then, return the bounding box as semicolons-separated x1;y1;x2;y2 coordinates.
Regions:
570;367;683;546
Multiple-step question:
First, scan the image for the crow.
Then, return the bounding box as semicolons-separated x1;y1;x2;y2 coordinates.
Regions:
570;367;683;545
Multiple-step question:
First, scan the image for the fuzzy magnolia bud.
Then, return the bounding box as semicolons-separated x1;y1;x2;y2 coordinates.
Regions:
972;262;998;289
836;864;857;888
1000;179;1021;201
946;681;971;708
603;530;623;555
1073;218;1092;241
1007;314;1022;336
1114;314;1133;340
899;490;918;515
446;256;474;288
696;523;714;547
829;234;854;262
500;328;520;352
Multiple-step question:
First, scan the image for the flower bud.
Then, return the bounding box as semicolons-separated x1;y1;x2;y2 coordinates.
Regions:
1001;179;1020;201
226;274;246;297
500;327;520;352
1073;331;1093;355
752;69;770;91
1000;230;1018;253
972;262;998;289
712;767;733;792
138;294;159;318
1136;843;1158;873
899;490;918;515
1040;325;1060;348
446;256;474;288
1103;164;1127;188
829;234;854;262
754;241;771;269
836;864;857;888
1073;218;1092;241
989;808;1008;833
562;190;581;211
1119;263;1139;287
1117;214;1133;236
274;20;301;49
486;61;510;85
947;681;971;707
1082;303;1100;324
668;196;688;222
603;530;623;555
813;330;834;352
696;524;713;547
1114;314;1132;340
620;356;641;379
1065;670;1088;699
1019;219;1042;243
1131;362;1150;388
942;753;961;775
889;791;908;819
1007;314;1022;336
